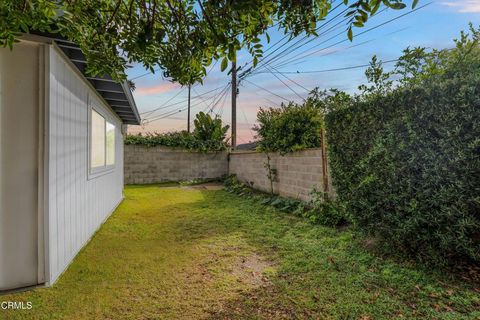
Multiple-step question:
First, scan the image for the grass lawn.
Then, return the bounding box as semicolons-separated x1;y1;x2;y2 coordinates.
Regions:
2;184;479;319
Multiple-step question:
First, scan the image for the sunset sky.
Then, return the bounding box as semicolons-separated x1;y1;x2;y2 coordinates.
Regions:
127;0;480;144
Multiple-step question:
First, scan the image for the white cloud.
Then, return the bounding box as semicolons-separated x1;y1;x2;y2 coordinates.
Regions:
442;0;480;13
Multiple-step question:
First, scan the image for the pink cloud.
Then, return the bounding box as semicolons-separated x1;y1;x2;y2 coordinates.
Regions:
137;82;180;95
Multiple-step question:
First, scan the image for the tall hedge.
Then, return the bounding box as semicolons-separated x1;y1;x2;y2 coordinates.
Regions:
325;26;480;265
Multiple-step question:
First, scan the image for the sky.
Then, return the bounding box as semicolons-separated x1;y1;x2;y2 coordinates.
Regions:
126;0;480;144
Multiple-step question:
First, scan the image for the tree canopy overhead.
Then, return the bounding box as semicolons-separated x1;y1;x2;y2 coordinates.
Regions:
1;0;416;85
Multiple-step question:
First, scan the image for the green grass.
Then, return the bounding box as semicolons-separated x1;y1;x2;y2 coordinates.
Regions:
1;185;479;319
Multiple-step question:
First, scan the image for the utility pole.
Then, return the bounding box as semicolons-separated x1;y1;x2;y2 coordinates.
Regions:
231;61;237;149
320;128;329;194
187;84;191;133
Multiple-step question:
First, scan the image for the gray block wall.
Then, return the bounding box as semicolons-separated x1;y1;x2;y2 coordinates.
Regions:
124;145;333;201
228;148;333;201
124;145;228;184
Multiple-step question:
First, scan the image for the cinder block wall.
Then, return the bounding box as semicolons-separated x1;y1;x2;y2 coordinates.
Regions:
228;148;333;201
124;145;228;184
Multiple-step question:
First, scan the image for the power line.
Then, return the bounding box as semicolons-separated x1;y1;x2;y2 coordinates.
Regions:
182;84;231;130
142;84;227;119
239;1;346;80
248;5;351;77
258;26;408;72
243;5;396;80
205;84;231;114
272;3;430;68
217;86;230;117
238;1;341;73
141;87;185;116
263;64;304;100
271;38;375;70
144;85;230;123
193;86;219;111
263;58;399;74
243;79;289;101
268;64;311;92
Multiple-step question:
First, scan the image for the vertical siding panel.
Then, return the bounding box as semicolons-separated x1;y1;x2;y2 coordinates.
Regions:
48;52;57;282
70;68;77;259
72;75;77;252
75;75;81;252
62;62;68;266
57;57;65;275
82;96;87;244
70;68;76;260
66;63;72;262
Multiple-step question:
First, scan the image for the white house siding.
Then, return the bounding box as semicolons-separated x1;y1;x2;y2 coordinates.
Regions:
47;46;124;284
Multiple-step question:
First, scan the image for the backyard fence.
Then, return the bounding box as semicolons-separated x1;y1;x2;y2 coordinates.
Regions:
229;148;333;201
124;145;228;184
124;145;333;201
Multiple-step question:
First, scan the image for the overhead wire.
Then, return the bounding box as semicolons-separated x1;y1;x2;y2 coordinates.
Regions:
217;86;230;117
270;3;431;68
266;58;399;74
144;84;230;123
262;63;305;100
243;79;289;101
141;87;186;117
142;84;226;119
238;1;347;80
250;6;350;75
237;6;426;100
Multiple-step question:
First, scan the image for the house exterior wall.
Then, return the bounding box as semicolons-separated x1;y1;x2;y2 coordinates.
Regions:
47;46;124;284
124;145;228;184
229;149;333;202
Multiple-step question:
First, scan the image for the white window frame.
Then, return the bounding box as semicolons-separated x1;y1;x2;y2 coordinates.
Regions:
88;104;116;178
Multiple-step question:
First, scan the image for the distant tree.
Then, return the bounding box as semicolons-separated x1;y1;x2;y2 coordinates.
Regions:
125;111;229;151
254;97;324;154
0;0;416;84
193;111;229;143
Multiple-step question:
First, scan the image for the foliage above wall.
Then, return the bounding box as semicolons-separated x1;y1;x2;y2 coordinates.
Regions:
253;92;326;154
325;25;480;265
125;112;229;152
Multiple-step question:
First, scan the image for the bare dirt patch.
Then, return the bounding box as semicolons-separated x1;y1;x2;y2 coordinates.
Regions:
231;252;273;288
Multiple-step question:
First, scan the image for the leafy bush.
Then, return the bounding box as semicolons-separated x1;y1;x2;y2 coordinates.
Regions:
253;96;324;154
125;112;229;152
304;189;347;227
224;174;253;196
193;112;229;143
325;25;480;265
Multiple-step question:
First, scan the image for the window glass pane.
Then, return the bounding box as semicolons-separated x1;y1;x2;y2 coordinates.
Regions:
106;122;115;166
91;109;105;168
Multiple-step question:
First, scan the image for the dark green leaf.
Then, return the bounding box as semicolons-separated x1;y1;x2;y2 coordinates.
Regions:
221;57;228;72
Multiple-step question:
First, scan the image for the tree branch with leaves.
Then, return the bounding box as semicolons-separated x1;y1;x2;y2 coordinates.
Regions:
0;0;417;84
